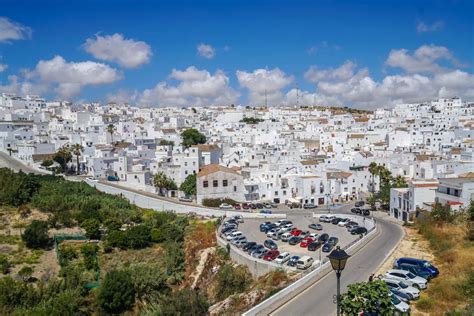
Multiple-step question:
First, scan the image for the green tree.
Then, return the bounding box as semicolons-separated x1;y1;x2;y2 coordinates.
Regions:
126;225;151;249
179;173;197;196
107;124;116;143
53;145;72;173
98;269;136;314
431;203;453;222
104;218;122;232
340;280;393;315
58;244;78;267
0;169;39;207
81;243;99;270
81;218;101;240
215;264;252;300
0;254;11;274
70;143;84;175
158;288;209;316
153;172;177;196
392;175;408;188
181;128;206;148
22;220;50;249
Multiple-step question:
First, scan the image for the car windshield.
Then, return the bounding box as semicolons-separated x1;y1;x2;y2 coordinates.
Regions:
391;295;401;305
407;272;416;278
399;282;408;288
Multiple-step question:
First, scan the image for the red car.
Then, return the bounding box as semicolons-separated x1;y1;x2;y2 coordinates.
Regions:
299;237;314;248
291;229;303;236
242;203;250;210
263;249;280;261
234;204;241;210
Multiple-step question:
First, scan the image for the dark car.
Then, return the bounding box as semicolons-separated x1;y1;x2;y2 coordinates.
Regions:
331;217;343;225
242;241;256;251
262;223;277;233
318;233;329;242
351;227;368;235
328;237;339;246
303;203;317;209
309;223;323;230
396;263;432;281
355;201;365;207
260;209;272;214
264;239;278;250
287;255;300;267
263;249;280;261
363;209;370;216
250;203;257;209
390;288;413;302
256;203;264;209
251;248;267;259
394;257;439;277
351;207;361;214
288;236;303;245
322;242;334;252
308;241;323;251
259;221;272;232
247;244;263;254
242;203;250;210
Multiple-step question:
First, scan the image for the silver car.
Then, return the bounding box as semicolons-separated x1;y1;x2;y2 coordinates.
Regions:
382;278;420;299
385;269;427;289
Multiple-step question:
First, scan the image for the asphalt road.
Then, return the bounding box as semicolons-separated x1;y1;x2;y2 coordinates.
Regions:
0;151;47;174
271;213;404;316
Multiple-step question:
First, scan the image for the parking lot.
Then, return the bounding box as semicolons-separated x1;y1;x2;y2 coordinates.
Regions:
237;213;362;265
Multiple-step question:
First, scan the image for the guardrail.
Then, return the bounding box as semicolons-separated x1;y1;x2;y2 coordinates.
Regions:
243;217;378;316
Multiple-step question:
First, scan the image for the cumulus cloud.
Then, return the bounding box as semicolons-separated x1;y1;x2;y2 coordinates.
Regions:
417;20;444;33
106;89;139;104
385;45;456;74
197;43;215;59
0;63;7;72
0;75;48;96
236;68;293;105
0;17;32;43
139;66;239;106
84;33;152;68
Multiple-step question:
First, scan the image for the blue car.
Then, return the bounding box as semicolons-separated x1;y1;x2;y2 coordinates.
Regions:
390;288;413;302
261;223;277;233
394;257;439;277
287;255;300;267
322;242;334;252
259;221;272;232
396;263;432;281
260;209;273;214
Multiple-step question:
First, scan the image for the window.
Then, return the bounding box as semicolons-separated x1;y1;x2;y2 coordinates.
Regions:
203;181;208;188
223;180;228;187
213;180;218;187
234;186;237;192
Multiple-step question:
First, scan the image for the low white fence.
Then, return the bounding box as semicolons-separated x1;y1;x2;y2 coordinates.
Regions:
243;217;378;316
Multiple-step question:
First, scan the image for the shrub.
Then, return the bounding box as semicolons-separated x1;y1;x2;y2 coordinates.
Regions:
416;296;434;311
58;244;78;267
215;264;252;300
158;288;209;315
202;198;238;208
18;266;33;282
22;220;50;249
98;270;135;314
0;255;11;274
80;218;101;240
81;243;99;270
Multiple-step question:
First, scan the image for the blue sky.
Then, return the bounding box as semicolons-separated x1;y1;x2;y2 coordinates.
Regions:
0;0;473;108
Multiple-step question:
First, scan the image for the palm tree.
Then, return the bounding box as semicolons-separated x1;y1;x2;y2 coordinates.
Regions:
153;172;177;196
392;175;408;188
368;162;378;193
71;143;84;175
107;124;116;144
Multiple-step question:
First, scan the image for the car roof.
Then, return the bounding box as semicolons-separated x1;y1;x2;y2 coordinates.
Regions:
299;255;312;260
388;269;409;274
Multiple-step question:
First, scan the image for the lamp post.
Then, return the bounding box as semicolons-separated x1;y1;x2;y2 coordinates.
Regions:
328;246;350;316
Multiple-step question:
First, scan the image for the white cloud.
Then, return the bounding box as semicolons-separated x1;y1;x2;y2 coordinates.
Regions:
305;61;358;83
106;89;139;104
0;75;48;96
0;63;7;72
139;66;239;106
84;33;152;68
417;20;444;33
236;68;294;105
0;17;32;43
385;45;456;74
197;43;215;59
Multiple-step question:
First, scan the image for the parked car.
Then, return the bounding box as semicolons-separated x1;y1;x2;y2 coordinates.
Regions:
382;278;420;299
328;237;339;246
322;242;334;252
319;215;329;223
231;235;247;245
308;241;323;251
363;209;371;216
351;227;368;235
385;269;428;289
219;203;234;210
291;229;303;236
299;237;314;248
259;221;272;231
389;288;413;302
226;231;243;241
391;293;410;313
309;223;323;230
395;263;432;281
287;255;300;267
296;256;314;270
247;244;263;254
242;203;250;210
275;219;290;227
270;202;278;208
243;242;256;251
256;203;264;209
331;217;344;225
87;177;99;182
223;229;237;237
274;252;290;264
394;257;439;277
303;203;317;209
337;218;351;226
351;207;361;214
263;249;280;261
264;203;273;209
250;203;257;209
179;196;193;202
231;215;244;223
355;201;365;207
260;209;272;214
234;204;241;210
318;233;329;242
251;248;267;259
281;232;292;242
264;239;278;250
261;223;277;233
288;236;303;245
234;239;248;248
272;230;285;240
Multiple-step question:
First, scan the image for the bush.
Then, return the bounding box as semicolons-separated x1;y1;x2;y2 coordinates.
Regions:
58;244;78;267
98;269;135;314
22;220;50;249
416;296;434;311
18;266;33;282
0;255;11;274
81;243;99;270
81;218;101;240
202;198;238;208
158;288;209;316
215;264;252;300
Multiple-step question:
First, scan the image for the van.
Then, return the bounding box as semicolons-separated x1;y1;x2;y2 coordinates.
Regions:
226;231;243;241
394;258;439;277
296;256;314;270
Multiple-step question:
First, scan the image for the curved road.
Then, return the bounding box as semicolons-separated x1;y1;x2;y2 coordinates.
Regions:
271;214;404;316
0;150;48;174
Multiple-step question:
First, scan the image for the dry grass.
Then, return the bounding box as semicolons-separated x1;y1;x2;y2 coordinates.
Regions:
413;219;474;315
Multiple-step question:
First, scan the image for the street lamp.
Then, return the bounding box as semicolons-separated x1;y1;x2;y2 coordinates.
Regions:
328;246;350;316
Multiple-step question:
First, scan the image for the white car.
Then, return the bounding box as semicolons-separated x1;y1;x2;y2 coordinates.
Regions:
281;232;292;242
275;220;287;227
391;294;410;313
337;218;351;227
219;203;234;210
319;215;328;222
274;252;290;264
87;177;99;182
226;231;243;241
266;229;277;238
385;269;427;289
382;278;420;299
308;233;318;239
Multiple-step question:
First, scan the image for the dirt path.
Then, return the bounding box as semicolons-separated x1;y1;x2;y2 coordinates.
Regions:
191;247;216;289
